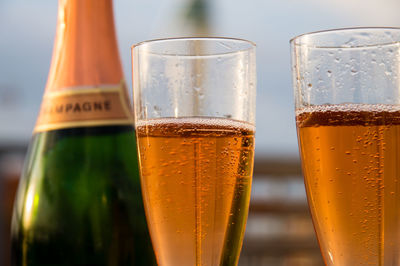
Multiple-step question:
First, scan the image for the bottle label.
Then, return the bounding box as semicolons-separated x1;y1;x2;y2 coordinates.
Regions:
34;82;134;132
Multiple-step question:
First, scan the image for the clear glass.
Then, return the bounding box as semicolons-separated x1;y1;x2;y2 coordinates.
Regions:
132;37;256;266
291;27;400;266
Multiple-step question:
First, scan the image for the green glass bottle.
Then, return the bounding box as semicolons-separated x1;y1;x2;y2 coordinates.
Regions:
10;0;156;265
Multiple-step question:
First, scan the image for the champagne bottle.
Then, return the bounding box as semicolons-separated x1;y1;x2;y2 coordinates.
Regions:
11;0;156;265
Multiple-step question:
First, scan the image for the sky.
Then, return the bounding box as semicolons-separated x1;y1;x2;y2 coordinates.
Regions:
1;0;400;156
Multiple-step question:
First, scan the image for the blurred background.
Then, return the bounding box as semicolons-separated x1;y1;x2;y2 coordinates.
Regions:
1;0;400;265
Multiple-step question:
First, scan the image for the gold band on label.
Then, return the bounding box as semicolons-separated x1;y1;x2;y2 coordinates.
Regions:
34;84;134;133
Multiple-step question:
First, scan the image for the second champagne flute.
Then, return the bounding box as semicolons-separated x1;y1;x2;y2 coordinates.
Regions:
132;37;256;266
292;27;400;265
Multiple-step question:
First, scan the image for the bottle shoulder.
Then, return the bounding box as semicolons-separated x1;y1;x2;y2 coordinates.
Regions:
23;125;139;182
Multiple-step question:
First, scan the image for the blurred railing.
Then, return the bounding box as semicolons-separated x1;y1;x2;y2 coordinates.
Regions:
0;146;323;265
239;158;324;266
0;145;26;266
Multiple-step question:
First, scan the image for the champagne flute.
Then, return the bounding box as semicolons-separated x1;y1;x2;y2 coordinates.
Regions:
131;37;256;266
291;27;400;265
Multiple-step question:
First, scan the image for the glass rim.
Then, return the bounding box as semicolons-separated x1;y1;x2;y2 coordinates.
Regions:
131;37;256;57
290;27;400;48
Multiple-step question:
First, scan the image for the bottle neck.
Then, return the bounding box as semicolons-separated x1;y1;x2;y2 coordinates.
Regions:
45;0;123;91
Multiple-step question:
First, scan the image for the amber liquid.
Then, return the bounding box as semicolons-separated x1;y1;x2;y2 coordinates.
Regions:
297;104;400;266
136;117;255;266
